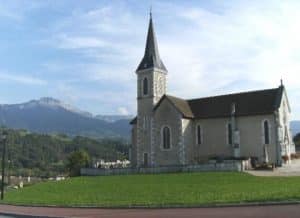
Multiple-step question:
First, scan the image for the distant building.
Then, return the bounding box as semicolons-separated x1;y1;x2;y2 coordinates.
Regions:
130;13;295;168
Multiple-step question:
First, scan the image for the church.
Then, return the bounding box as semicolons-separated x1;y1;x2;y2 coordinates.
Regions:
130;14;295;168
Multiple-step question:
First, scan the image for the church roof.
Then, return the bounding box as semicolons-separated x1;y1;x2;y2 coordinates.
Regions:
136;14;167;72
154;85;285;119
129;117;137;125
130;85;285;125
164;95;194;118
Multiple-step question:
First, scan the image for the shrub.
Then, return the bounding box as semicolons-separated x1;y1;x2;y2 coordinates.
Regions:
291;153;300;159
65;150;90;177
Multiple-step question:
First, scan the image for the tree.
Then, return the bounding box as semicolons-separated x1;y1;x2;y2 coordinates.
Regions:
0;128;128;177
66;150;90;176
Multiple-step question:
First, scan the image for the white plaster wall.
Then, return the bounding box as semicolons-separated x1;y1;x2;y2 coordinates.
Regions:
187;114;277;164
190;117;233;161
277;90;294;156
237;114;276;163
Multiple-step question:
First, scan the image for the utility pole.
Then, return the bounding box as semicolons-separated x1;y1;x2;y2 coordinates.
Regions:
1;130;7;200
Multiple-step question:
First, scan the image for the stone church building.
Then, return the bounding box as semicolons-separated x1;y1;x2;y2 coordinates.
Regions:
130;14;295;168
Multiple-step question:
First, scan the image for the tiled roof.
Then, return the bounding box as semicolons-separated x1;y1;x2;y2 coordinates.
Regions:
164;95;194;118
154;86;285;119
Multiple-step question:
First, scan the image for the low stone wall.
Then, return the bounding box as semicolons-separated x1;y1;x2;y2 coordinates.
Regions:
81;160;250;176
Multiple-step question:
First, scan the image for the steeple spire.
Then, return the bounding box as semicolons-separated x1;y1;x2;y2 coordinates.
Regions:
136;12;167;72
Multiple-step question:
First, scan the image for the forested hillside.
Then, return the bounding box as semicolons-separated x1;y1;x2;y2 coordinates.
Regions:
1;129;129;177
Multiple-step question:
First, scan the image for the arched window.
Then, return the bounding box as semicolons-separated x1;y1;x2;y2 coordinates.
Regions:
196;125;202;145
143;77;148;95
227;123;232;145
264;120;270;144
162;126;171;149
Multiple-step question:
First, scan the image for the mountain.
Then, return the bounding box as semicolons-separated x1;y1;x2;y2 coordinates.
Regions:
291;120;300;136
0;97;131;139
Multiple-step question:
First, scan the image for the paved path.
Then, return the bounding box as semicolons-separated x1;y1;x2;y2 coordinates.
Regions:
246;159;300;177
1;204;300;218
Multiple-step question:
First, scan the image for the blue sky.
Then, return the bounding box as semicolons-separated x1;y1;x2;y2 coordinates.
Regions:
0;1;300;119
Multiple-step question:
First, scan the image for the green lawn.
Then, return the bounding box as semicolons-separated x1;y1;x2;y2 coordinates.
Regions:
3;172;300;207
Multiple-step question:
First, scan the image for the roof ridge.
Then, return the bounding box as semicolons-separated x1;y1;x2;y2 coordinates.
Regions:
165;94;186;101
186;87;280;102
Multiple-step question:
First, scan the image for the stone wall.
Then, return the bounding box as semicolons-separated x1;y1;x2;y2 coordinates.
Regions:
136;68;167;167
153;99;183;166
81;160;249;176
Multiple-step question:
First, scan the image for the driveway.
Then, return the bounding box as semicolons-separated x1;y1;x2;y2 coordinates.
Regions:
246;159;300;176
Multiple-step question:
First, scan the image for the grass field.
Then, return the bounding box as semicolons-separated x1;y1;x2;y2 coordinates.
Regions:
3;172;300;207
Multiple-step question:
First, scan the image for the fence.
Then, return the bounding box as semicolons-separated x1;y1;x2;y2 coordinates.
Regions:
81;159;250;176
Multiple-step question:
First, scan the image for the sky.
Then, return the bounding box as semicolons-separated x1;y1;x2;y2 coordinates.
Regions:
0;0;300;119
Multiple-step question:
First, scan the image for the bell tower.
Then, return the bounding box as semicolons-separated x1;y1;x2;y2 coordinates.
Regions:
136;12;167;105
135;12;167;167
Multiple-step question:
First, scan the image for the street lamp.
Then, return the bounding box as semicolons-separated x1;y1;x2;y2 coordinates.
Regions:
1;130;8;200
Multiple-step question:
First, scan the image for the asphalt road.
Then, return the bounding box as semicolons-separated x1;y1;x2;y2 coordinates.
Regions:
0;204;300;218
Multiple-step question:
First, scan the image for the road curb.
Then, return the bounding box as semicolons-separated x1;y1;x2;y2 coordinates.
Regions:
1;200;300;209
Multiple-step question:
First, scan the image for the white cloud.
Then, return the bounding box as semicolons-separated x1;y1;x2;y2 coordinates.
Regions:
154;1;300;119
117;107;129;115
45;34;111;49
0;7;22;21
56;82;79;103
0;72;47;85
39;5;142;85
35;1;300;119
0;1;48;22
51;80;135;115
